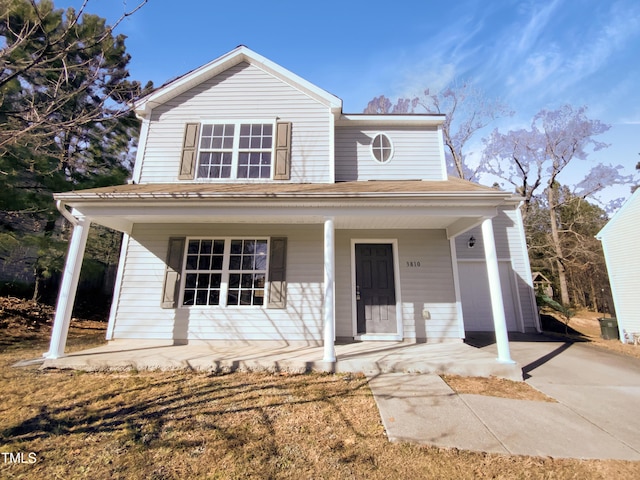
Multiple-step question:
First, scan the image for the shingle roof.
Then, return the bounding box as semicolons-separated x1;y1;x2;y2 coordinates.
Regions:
55;178;513;201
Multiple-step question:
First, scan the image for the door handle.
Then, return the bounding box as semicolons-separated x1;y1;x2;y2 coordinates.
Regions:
356;285;361;301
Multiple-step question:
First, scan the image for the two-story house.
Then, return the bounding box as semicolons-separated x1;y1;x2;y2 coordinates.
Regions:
46;46;539;365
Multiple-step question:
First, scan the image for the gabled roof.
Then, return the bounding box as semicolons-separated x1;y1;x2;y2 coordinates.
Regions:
532;272;552;284
134;45;343;116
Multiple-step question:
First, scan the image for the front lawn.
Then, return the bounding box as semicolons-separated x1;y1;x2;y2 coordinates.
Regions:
2;345;639;478
1;299;639;479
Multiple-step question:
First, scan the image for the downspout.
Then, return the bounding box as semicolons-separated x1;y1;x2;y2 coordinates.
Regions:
56;200;79;226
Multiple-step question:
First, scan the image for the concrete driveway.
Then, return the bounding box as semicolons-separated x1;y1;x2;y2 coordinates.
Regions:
368;335;640;459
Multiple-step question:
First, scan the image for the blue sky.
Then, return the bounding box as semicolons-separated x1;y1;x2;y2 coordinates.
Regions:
66;0;639;206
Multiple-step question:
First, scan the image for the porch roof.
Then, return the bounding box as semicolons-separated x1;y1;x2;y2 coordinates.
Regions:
55;177;514;200
54;178;521;236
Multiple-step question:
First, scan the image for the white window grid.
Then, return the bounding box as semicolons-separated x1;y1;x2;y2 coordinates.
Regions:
197;121;274;180
370;133;394;163
181;237;269;308
237;123;273;179
198;124;234;179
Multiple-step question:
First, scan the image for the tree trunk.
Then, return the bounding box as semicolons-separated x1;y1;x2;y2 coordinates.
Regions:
547;188;571;305
590;279;599;312
32;267;41;303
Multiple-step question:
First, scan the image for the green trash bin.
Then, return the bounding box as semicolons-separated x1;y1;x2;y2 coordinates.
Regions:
598;317;618;340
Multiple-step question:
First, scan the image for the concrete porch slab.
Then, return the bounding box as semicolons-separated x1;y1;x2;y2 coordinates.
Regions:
38;339;523;380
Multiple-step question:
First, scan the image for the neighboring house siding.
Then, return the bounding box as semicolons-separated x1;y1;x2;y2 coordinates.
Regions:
138;62;332;184
455;206;538;332
334;126;444;181
334;229;460;341
599;191;640;338
112;223;324;343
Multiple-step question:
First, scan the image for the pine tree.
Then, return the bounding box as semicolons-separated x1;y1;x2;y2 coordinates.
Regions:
0;0;150;299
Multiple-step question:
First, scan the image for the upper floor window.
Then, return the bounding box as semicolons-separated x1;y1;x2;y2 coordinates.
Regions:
197;122;273;179
370;133;393;163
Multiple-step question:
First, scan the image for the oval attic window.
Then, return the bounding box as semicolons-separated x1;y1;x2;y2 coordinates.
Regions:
370;133;393;163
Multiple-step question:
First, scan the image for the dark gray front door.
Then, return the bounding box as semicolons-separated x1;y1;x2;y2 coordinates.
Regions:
355;243;396;334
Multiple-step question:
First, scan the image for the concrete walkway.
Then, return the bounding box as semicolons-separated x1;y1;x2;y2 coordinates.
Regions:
369;335;640;460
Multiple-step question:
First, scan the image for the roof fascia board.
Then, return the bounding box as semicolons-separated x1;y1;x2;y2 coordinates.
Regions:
65;203;501;221
135;46;342;116
54;190;513;203
336;114;446;127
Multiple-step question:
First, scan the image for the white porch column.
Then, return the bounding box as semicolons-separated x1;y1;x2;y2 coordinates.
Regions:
323;217;336;363
44;216;91;359
481;218;514;364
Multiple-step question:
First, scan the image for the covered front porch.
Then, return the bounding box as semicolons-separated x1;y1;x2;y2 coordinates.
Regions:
41;338;523;381
45;179;523;371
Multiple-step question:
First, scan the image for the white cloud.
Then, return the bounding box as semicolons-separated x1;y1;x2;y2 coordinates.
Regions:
557;4;640;92
335;0;640;119
393;60;457;98
498;0;640;106
505;48;564;93
514;0;563;54
366;12;490;102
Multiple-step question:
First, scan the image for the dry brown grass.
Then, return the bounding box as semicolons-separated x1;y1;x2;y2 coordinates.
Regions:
544;309;640;360
1;340;639;478
441;375;556;402
0;296;108;354
2;300;640;478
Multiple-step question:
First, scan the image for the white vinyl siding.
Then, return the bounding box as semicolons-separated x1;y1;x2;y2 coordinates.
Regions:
457;261;519;331
138;62;332;184
335;229;461;341
112;224;324;343
334;126;445;181
598;190;640;339
454;206;538;332
112;224;464;343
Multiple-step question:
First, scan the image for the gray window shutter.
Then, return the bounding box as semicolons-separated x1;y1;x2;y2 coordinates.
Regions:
273;122;291;180
267;237;287;308
161;237;185;308
178;123;200;180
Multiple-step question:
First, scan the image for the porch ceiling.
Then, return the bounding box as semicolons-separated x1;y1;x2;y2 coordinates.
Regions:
68;203;491;238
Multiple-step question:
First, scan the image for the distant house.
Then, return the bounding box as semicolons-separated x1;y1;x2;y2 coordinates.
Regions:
597;188;640;342
532;272;553;298
45;46;539;364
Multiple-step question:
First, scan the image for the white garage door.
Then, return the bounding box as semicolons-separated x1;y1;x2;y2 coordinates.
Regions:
458;261;520;331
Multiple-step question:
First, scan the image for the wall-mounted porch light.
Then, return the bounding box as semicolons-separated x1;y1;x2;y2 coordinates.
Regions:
468;236;476;248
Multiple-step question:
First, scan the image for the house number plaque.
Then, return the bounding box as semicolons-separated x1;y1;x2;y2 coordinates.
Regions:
406;261;422;267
